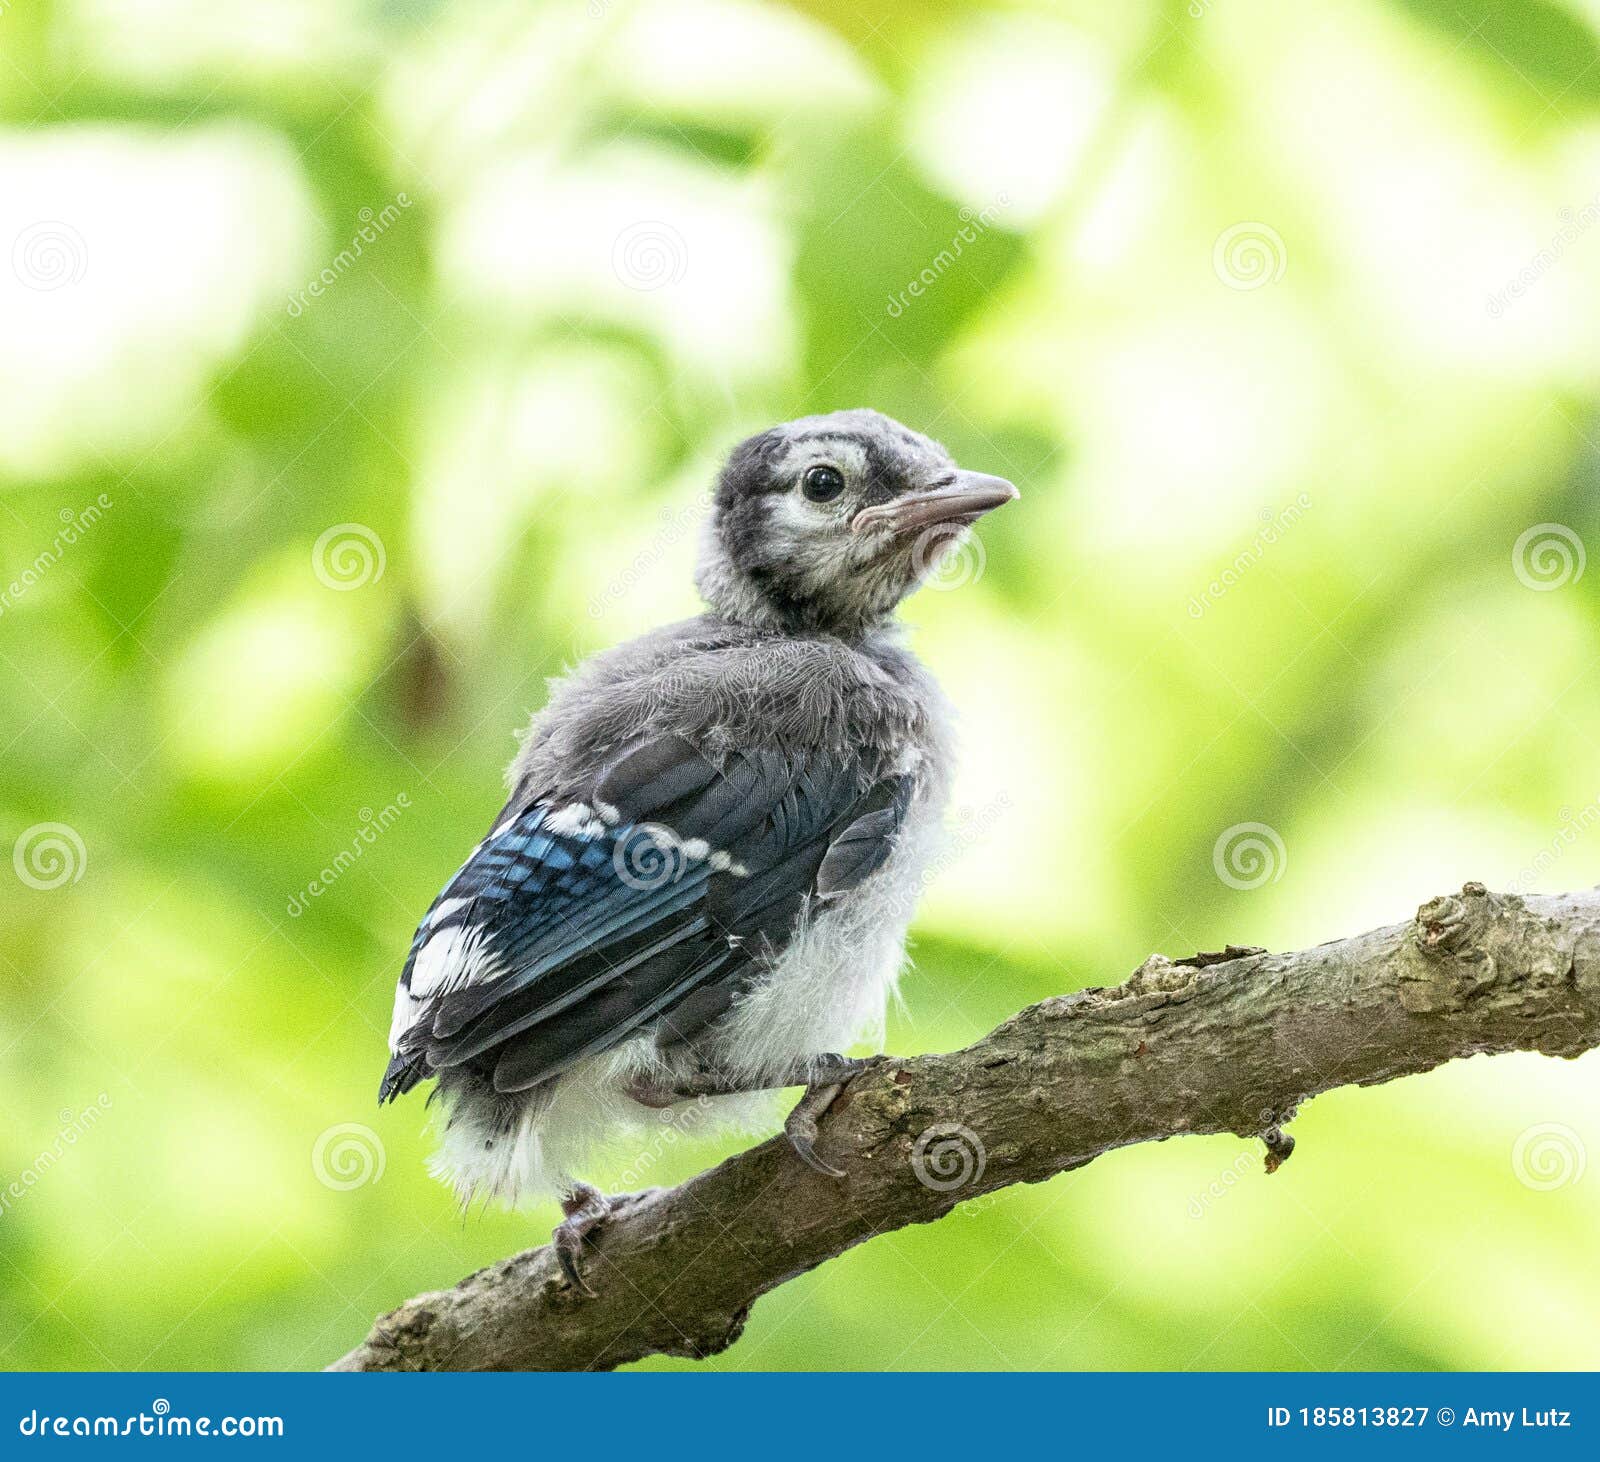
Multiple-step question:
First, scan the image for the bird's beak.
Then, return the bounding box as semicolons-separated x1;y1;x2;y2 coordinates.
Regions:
850;471;1019;536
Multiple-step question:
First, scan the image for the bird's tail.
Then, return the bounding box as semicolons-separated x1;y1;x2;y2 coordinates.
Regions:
377;1052;426;1104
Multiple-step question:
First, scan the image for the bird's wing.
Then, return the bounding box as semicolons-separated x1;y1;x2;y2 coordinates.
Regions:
381;735;913;1099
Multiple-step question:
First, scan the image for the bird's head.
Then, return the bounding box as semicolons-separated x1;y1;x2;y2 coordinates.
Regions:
695;408;1018;638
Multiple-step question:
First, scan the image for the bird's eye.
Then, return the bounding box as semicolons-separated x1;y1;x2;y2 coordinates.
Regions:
801;464;845;502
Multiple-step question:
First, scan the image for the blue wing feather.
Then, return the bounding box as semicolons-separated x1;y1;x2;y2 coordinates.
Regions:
380;740;914;1102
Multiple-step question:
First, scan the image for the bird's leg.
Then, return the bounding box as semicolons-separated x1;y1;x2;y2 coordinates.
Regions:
627;1052;874;1103
552;1180;611;1298
795;1052;880;1088
626;1053;882;1177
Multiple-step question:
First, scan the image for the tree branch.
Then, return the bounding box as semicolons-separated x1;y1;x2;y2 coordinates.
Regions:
328;882;1600;1372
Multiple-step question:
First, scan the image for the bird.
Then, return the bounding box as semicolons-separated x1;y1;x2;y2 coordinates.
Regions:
379;408;1017;1293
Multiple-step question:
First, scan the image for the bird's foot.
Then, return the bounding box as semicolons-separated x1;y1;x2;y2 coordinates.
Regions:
553;1181;612;1298
784;1054;884;1178
785;1081;847;1178
625;1076;681;1108
626;1052;886;1177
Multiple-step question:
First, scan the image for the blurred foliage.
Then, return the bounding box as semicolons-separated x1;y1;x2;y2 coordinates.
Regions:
2;0;1600;1371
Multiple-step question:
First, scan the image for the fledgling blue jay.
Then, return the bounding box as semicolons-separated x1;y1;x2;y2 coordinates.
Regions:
379;409;1017;1292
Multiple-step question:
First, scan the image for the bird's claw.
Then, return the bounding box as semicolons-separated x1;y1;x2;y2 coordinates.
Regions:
553;1182;611;1298
785;1081;848;1178
555;1238;596;1298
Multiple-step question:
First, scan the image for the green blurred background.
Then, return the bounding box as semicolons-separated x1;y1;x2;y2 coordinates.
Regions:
2;0;1599;1372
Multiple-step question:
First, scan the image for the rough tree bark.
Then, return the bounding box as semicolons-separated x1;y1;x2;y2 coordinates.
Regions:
328;882;1600;1373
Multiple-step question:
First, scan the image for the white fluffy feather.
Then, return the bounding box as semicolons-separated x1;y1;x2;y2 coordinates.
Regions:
428;791;946;1206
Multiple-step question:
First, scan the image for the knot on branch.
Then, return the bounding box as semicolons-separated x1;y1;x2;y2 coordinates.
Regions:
1403;882;1572;1014
1415;880;1498;957
1074;944;1271;1015
1125;952;1202;996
